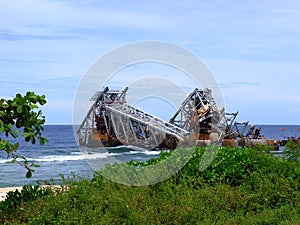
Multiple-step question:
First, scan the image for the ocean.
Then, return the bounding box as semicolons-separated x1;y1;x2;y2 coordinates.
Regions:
1;125;300;188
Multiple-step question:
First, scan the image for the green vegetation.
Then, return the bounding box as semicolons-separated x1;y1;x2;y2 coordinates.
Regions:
284;139;300;162
0;92;47;177
1;145;300;224
0;185;51;213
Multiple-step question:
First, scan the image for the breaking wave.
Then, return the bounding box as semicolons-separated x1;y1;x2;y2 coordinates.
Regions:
0;152;114;164
0;147;161;164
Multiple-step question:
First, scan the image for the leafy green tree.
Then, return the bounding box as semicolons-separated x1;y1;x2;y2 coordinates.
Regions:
0;92;48;178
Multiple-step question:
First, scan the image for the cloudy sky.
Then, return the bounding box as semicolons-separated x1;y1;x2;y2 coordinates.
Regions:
1;0;299;125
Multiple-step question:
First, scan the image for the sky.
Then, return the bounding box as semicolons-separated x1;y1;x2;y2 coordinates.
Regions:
0;0;299;125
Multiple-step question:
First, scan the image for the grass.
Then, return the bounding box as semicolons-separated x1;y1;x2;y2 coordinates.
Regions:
1;143;300;224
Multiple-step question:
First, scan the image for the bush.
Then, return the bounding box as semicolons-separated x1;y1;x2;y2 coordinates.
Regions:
0;185;52;213
1;145;300;224
284;139;300;162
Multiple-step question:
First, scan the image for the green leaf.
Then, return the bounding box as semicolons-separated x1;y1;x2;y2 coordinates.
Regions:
16;93;22;98
39;137;48;145
10;129;19;138
25;136;30;142
31;163;40;168
1;92;47;178
39;99;47;105
26;91;34;98
23;132;31;138
12;142;20;151
17;106;23;113
23;105;30;113
26;171;32;178
30;104;38;109
30;136;36;144
16;119;22;128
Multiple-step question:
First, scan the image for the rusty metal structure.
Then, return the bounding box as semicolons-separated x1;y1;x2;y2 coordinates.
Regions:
77;86;296;154
77;86;269;150
77;86;229;150
77;87;189;149
169;88;225;144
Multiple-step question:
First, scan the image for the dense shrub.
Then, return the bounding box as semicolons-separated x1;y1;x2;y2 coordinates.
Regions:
1;145;300;224
284;139;300;162
0;185;52;212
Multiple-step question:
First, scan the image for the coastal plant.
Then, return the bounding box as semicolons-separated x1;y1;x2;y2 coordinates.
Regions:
126;146;260;186
284;139;300;162
0;92;47;177
0;185;52;213
1;145;300;224
100;148;194;186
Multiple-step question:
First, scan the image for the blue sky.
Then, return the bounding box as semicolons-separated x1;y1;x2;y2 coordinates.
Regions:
1;0;299;125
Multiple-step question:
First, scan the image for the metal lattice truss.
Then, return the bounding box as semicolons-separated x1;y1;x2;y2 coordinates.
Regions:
169;88;226;142
234;121;249;137
77;87;128;146
221;112;239;138
77;87;189;148
220;111;251;139
78;86;248;149
106;104;189;149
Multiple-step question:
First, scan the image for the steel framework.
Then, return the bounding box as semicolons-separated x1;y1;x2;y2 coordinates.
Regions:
78;87;232;149
77;87;189;149
169;88;226;143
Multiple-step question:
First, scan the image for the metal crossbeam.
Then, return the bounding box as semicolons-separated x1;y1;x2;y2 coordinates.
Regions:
107;104;189;139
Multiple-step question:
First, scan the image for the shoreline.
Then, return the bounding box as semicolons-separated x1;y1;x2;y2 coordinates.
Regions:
0;187;23;202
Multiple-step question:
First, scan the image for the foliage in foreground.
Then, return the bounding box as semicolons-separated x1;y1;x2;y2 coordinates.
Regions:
284;139;300;162
0;185;51;213
0;92;47;177
1;145;300;224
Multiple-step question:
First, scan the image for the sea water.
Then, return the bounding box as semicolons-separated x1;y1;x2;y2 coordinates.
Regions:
0;125;299;187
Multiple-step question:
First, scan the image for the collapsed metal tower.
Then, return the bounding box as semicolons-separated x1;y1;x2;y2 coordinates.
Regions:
169;88;225;144
77;87;189;149
77;86;251;150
